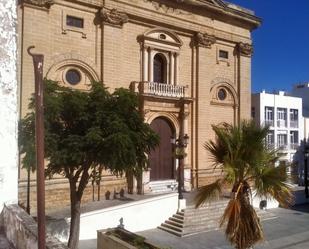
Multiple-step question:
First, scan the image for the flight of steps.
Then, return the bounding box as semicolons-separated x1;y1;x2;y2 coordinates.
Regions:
148;180;178;194
158;199;277;237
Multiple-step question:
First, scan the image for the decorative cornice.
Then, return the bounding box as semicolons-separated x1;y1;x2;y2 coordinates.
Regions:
23;0;54;9
237;42;253;57
100;8;128;27
194;32;216;48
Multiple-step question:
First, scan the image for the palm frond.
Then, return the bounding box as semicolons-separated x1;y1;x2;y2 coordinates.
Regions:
195;179;223;208
254;164;294;207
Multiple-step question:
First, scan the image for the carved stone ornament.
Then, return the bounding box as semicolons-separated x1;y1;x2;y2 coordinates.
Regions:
194;32;216;48
23;0;54;9
238;42;253;57
100;8;128;27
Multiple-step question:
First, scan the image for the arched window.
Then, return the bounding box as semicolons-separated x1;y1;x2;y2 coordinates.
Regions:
153;53;166;83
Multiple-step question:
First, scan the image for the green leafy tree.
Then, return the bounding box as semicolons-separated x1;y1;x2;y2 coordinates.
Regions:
195;121;293;249
19;80;159;249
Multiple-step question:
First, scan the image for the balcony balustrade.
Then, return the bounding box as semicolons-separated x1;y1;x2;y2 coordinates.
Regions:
131;81;187;98
264;120;274;127
266;143;299;151
290;143;299;150
290;120;299;128
277;120;287;128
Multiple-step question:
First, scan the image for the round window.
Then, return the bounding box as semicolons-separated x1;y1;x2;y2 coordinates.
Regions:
218;88;227;101
65;69;81;85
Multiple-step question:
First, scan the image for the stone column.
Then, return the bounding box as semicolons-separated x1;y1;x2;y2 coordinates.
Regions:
142;46;148;82
148;47;154;82
169;52;174;85
0;0;18;212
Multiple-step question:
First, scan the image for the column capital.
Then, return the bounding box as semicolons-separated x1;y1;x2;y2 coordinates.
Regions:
237;42;253;57
193;32;216;48
100;8;128;27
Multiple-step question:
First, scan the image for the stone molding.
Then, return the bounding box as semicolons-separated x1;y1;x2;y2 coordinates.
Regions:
237;42;253;57
22;0;54;9
100;8;128;27
194;32;216;48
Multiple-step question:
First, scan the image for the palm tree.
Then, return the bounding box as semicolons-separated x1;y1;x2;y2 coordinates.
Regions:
195;121;293;249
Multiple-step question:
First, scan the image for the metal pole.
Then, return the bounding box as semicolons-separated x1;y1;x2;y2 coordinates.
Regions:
305;154;308;198
27;46;46;249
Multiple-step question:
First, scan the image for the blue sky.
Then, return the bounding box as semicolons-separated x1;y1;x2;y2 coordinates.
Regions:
229;0;309;93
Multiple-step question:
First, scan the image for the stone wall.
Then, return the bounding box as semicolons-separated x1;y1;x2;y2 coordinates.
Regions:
0;0;19;212
0;204;67;249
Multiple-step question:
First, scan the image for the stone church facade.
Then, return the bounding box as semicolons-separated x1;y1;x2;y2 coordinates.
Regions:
17;0;260;210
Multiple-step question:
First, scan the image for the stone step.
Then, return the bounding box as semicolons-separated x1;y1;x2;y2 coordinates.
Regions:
160;222;183;232
158;225;182;237
172;213;184;220
169;214;184;223
165;219;184;228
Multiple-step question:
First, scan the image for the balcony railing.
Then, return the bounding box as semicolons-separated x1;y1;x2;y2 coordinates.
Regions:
290;143;299;150
290;120;299;128
264;120;274;127
277;120;287;128
131;81;187;98
268;143;299;151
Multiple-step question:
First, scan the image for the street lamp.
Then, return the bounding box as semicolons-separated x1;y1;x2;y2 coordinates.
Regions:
304;139;309;198
171;134;189;199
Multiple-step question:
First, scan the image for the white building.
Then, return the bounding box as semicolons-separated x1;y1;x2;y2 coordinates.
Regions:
0;0;19;212
291;83;309;139
252;90;304;178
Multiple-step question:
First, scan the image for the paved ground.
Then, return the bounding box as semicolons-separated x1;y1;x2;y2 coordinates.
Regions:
138;204;309;249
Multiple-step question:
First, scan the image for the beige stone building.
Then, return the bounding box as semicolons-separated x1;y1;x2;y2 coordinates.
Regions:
18;0;261;210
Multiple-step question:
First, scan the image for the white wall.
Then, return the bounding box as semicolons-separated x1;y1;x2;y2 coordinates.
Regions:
76;193;178;241
0;0;19;212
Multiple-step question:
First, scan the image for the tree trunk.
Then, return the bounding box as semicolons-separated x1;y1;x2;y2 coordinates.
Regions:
68;190;81;249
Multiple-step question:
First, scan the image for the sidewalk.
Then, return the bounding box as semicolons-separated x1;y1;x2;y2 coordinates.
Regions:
138;204;309;249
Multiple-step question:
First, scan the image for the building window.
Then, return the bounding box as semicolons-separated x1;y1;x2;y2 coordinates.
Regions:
290;131;299;148
153;53;166;83
266;130;274;149
290;109;298;128
277;108;287;127
66;15;84;28
277;134;287;148
218;88;227;101
219;50;228;59
65;69;81;85
264;106;274;126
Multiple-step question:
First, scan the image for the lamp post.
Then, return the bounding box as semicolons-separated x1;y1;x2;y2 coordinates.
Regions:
171;134;189;199
304;139;309;198
27;46;46;249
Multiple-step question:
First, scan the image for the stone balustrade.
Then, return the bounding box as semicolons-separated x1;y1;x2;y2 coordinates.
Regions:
131;81;187;98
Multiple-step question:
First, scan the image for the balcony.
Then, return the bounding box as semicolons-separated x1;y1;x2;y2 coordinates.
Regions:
131;81;187;98
277;144;288;151
290;120;299;128
277;120;287;128
264;120;274;127
290;143;299;150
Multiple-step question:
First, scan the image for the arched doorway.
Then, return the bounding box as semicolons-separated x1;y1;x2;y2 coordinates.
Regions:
149;117;174;181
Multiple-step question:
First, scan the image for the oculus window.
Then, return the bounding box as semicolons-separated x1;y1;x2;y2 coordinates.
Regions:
66;69;81;85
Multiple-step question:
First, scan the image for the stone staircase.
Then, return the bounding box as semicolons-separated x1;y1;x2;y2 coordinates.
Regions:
148;180;178;194
158;199;277;237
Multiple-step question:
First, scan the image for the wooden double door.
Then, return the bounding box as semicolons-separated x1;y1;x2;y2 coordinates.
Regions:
149;117;175;181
